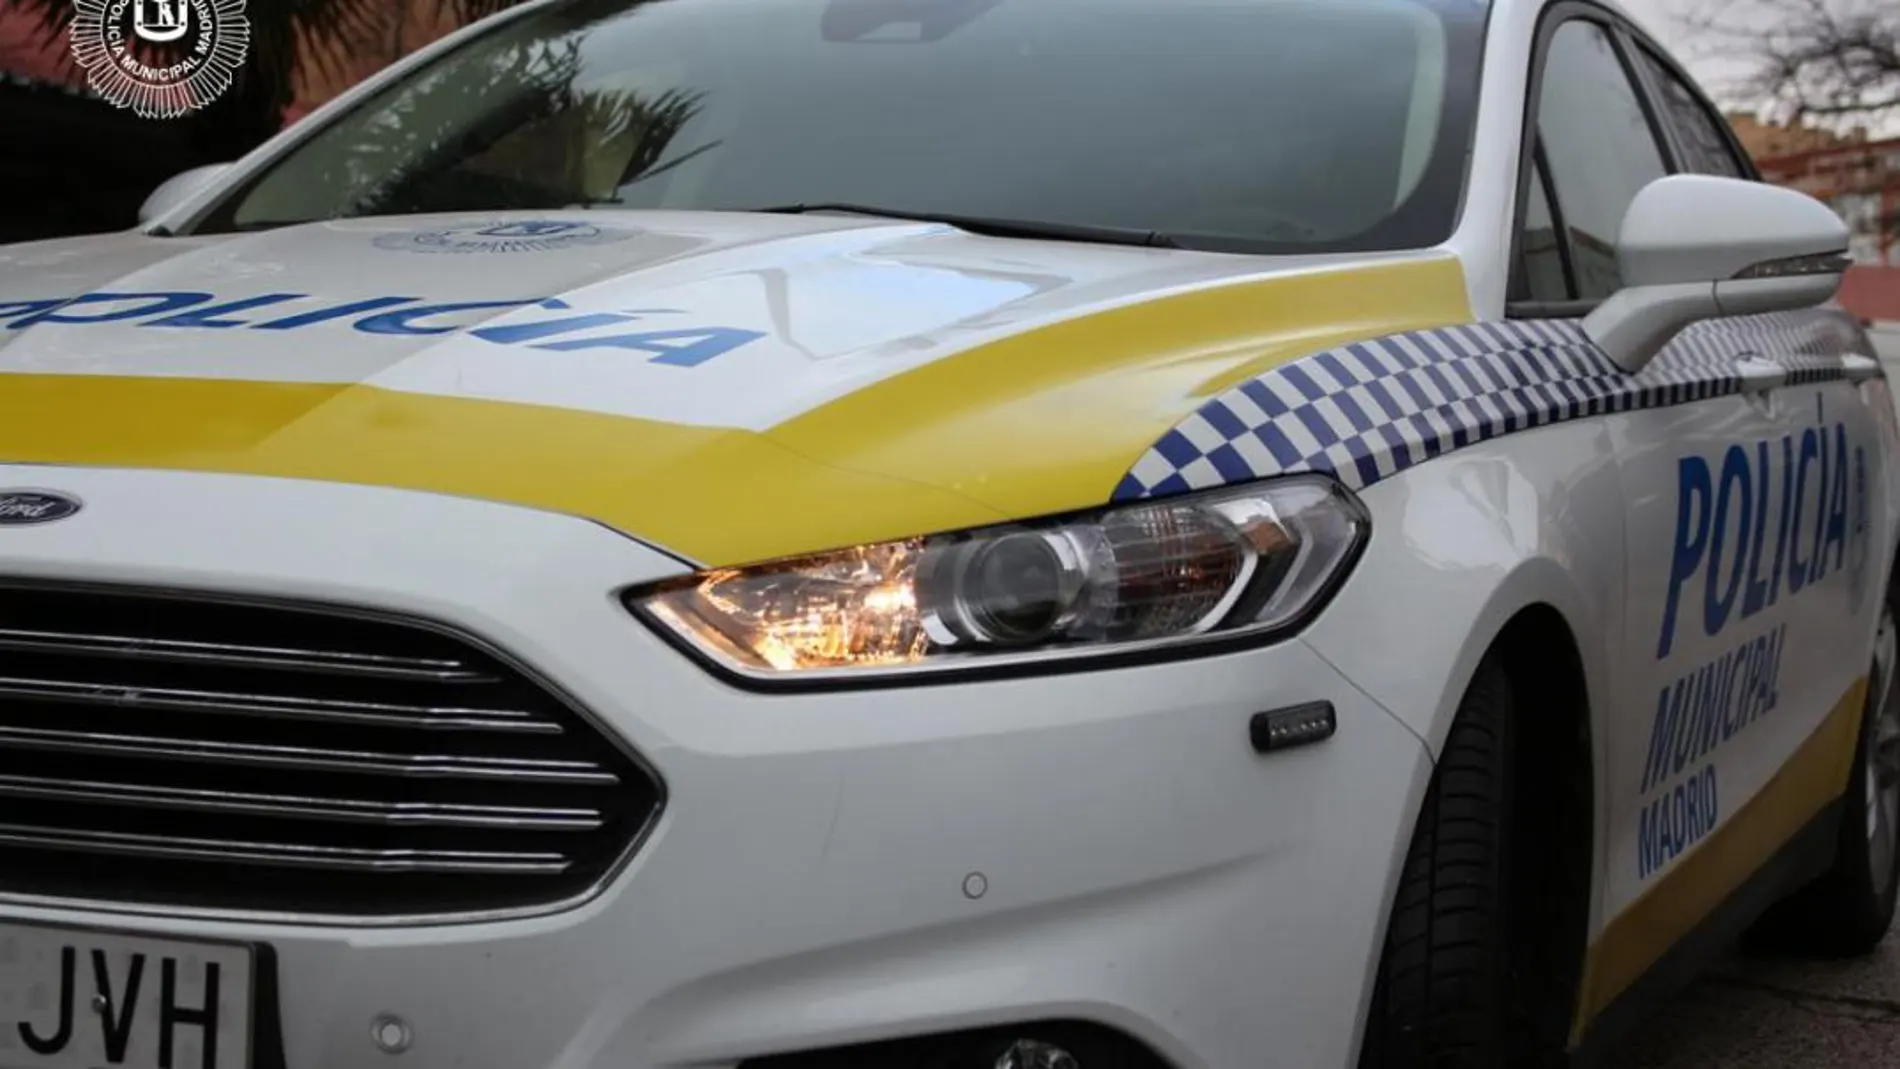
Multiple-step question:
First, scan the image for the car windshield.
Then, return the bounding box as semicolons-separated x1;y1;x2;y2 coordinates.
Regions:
189;0;1488;254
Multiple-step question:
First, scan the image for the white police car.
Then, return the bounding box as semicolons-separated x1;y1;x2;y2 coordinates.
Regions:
0;0;1893;1067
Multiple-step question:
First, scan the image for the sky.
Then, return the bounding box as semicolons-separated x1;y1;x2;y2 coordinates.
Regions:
1606;0;1899;136
1616;0;1694;42
1619;0;1767;102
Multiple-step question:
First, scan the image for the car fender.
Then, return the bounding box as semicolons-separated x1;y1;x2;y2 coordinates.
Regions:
1293;415;1627;1055
1297;416;1627;855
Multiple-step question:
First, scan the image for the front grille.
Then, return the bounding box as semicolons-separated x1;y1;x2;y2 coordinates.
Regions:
0;581;661;919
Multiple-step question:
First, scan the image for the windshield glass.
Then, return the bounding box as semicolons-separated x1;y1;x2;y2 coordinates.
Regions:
190;0;1488;254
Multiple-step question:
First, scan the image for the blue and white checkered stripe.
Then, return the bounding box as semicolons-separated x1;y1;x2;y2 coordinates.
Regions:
1113;309;1866;502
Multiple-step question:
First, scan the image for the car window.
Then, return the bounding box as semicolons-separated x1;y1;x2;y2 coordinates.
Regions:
1631;44;1749;179
1531;19;1668;300
189;0;1489;256
1517;150;1571;302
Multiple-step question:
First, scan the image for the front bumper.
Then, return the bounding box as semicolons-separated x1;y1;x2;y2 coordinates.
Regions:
0;465;1431;1069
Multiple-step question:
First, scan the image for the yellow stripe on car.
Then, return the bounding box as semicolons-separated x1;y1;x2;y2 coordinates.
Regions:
0;257;1472;565
771;255;1473;522
1569;675;1871;1043
0;375;1002;568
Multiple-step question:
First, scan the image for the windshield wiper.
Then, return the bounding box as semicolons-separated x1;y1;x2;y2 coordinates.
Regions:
749;203;1181;249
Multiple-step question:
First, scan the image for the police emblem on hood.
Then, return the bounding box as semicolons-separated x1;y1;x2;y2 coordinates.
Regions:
372;220;639;255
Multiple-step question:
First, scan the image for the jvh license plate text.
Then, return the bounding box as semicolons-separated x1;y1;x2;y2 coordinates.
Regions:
0;921;252;1069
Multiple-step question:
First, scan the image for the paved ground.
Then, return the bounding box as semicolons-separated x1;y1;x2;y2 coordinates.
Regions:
1620;935;1900;1066
1621;324;1900;1067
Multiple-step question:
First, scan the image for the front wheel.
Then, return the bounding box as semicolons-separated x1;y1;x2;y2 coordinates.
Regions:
1356;655;1566;1069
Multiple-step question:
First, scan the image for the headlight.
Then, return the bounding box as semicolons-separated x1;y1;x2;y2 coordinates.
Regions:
625;475;1369;683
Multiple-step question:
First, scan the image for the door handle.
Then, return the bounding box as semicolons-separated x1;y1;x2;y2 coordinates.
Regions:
1735;356;1786;393
1844;354;1883;382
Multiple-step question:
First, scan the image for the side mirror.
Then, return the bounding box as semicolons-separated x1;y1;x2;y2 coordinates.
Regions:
138;163;234;227
1584;174;1850;373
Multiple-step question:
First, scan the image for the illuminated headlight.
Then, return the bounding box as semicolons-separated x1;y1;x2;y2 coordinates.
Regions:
625;475;1368;682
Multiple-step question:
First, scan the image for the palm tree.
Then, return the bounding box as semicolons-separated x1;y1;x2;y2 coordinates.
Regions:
286;30;706;219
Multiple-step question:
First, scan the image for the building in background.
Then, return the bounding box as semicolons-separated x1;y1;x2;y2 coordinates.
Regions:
1729;112;1877;163
1729;112;1899;267
1729;112;1900;321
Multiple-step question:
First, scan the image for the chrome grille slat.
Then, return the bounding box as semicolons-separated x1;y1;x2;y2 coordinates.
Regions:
0;723;618;783
0;673;563;733
0;627;495;681
0;774;606;830
0;581;660;918
0;823;572;874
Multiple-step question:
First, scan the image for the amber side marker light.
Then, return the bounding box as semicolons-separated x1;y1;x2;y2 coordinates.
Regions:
1250;701;1338;754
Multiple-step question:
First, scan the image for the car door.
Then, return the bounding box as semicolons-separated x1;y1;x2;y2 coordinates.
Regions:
1623;37;1886;749
1503;6;1837;1013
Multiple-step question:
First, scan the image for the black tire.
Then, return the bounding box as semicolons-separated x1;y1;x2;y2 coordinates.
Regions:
1745;604;1900;958
1357;655;1566;1069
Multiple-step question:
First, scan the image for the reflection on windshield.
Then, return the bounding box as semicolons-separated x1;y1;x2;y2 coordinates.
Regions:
261;29;707;219
195;0;1486;255
819;0;1008;42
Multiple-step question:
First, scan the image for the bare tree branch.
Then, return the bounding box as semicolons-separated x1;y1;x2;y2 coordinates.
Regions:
1677;0;1900;125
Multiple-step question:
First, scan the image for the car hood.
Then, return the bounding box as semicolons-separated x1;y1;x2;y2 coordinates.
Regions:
0;211;1471;565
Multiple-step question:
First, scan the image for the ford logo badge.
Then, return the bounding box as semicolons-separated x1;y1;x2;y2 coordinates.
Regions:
0;490;83;526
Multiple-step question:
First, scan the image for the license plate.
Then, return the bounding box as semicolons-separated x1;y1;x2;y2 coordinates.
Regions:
0;920;253;1069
